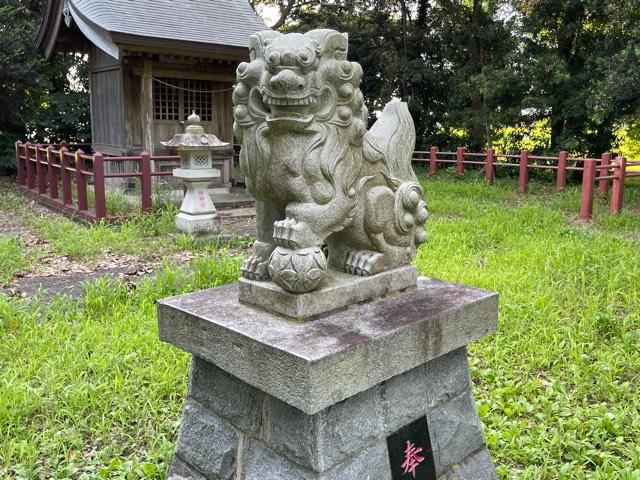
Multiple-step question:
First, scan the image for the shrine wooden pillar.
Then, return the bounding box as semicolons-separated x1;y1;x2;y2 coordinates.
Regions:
141;57;154;156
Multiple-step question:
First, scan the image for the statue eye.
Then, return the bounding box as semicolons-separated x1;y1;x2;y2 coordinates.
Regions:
267;51;281;66
297;50;314;66
236;62;249;78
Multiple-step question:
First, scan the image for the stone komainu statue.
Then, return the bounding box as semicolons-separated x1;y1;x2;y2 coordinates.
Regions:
233;29;427;293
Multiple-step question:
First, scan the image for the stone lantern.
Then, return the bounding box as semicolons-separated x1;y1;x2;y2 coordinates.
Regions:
161;111;229;235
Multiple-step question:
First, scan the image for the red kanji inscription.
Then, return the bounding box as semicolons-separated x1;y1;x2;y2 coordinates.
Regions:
400;440;424;477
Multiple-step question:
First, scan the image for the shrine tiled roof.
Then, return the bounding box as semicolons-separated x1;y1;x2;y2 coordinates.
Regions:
37;0;268;59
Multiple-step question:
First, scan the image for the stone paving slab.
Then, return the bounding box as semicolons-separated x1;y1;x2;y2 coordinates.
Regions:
7;268;131;301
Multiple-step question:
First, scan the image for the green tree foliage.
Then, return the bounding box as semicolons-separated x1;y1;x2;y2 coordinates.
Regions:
266;1;525;150
0;0;89;169
508;0;640;155
259;0;640;156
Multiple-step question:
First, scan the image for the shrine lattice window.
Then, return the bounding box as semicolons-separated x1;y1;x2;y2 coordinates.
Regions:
153;78;179;121
184;80;213;122
153;78;213;122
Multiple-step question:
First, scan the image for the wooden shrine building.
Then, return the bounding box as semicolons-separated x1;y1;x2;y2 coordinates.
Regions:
36;0;266;157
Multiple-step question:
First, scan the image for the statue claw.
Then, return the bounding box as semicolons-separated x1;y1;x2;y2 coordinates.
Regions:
344;250;383;276
241;256;270;281
273;218;316;250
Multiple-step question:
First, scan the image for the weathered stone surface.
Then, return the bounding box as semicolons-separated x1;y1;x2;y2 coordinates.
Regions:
444;449;498;480
379;363;430;434
238;264;417;318
379;348;469;425
265;383;383;471
168;359;496;479
234;29;427;292
215;347;471;472
173;400;238;479
242;438;392;480
175;211;221;236
188;356;264;436
428;391;487;476
424;346;472;409
158;277;498;414
242;440;313;480
262;398;318;469
167;455;208;480
327;440;393;480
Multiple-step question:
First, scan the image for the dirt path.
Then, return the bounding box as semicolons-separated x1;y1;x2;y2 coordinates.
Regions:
0;179;255;300
0;213;169;299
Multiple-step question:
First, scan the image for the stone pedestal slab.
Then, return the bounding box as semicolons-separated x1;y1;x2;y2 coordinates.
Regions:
238;265;418;319
158;278;499;479
175;212;221;236
174;170;221;236
159;277;497;415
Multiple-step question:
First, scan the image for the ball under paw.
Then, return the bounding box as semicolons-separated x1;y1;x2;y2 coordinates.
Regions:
268;246;327;293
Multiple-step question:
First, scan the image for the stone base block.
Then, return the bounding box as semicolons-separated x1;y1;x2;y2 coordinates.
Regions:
167;349;497;480
175;212;221;236
238;265;417;319
158;277;499;479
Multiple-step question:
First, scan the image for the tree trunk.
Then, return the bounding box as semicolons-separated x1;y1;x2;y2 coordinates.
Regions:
417;0;428;26
551;116;565;152
399;0;409;100
469;0;486;151
270;0;297;31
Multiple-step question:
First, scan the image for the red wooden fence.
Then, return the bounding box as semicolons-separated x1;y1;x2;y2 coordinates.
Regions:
15;141;640;222
416;147;640;220
15;141;178;222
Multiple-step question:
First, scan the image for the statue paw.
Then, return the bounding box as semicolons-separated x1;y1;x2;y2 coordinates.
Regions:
241;256;270;281
273;218;316;250
344;250;383;276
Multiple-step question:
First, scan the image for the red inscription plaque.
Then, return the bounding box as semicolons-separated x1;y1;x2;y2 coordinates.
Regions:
387;417;436;479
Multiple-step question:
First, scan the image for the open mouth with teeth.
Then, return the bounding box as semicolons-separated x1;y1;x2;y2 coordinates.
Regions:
261;88;320;124
263;92;317;107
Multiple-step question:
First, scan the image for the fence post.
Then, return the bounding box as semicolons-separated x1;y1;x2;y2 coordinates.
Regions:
36;144;47;194
47;145;58;200
610;156;626;214
556;150;568;191
60;148;72;205
518;150;529;193
598;152;611;197
16;142;26;186
75;149;88;211
429;146;438;177
579;159;597;220
485;148;495;184
25;143;35;189
140;151;153;211
93;153;106;219
456;147;465;175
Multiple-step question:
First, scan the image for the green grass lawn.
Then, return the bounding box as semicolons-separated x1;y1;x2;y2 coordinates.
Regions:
1;171;639;479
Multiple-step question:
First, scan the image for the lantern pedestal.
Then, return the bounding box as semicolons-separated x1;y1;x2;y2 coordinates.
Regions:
158;278;499;480
173;168;221;235
161;111;230;237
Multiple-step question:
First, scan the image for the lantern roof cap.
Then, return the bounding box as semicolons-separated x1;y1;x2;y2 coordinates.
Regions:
161;112;230;150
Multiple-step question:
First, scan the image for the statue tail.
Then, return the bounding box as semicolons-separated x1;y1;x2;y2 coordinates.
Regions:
362;101;418;183
363;101;427;248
